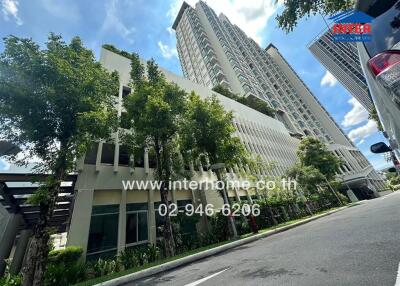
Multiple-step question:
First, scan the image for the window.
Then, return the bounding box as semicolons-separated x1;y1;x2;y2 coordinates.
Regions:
118;145;130;166
87;205;119;257
133;147;145;168
101;143;115;165
126;203;148;245
84;143;98;164
122;86;131;98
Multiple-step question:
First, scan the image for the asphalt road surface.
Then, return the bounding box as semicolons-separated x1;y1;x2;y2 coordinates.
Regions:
133;192;400;286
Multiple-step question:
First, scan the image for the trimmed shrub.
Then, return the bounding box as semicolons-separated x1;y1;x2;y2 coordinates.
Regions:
44;246;86;286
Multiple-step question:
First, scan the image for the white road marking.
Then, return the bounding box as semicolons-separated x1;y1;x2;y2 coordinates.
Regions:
184;268;229;286
395;262;400;286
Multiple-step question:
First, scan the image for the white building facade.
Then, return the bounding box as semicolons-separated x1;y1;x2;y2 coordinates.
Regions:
66;47;300;260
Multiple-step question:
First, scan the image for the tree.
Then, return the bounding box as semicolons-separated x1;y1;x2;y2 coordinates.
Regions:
179;93;248;237
180;93;248;172
0;34;119;286
286;164;325;195
276;0;354;32
296;137;342;181
123;55;187;257
369;107;384;132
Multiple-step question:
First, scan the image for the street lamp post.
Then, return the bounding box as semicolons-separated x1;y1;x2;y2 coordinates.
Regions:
210;163;238;239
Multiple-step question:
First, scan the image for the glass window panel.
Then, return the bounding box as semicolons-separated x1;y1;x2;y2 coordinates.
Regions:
84;143;98;164
138;212;148;241
101;143;115;165
127;203;148;212
126;213;138;244
87;213;119;253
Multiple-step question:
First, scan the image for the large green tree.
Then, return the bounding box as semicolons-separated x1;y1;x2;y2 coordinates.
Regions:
296;137;342;181
179;93;248;237
276;0;354;32
123;55;187;257
0;34;119;286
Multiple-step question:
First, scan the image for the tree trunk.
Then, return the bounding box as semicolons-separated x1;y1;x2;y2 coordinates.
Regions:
155;141;175;257
22;149;67;286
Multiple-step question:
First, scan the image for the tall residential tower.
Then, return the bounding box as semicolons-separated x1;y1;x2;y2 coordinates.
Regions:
172;1;385;194
308;29;374;112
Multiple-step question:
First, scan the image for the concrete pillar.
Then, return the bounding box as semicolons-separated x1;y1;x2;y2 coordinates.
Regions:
144;148;149;175
171;189;177;205
10;229;32;275
96;142;103;172
114;137;119;173
117;189;127;254
148;189;156;245
0;214;22;275
346;189;359;202
246;189;253;204
234;188;241;202
67;189;94;259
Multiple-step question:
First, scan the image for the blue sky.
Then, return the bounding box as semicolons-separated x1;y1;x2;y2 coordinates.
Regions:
0;0;391;171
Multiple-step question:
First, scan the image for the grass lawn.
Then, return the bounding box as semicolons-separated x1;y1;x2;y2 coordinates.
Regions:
74;204;349;286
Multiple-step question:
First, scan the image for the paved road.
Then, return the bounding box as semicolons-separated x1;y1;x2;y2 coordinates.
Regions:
133;192;400;286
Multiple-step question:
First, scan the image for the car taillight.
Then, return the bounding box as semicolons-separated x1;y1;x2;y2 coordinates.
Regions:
368;50;400;76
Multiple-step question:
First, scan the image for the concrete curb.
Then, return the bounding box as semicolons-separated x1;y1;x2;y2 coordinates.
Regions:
96;204;354;286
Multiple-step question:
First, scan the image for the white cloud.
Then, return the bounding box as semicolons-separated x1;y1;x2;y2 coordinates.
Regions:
342;98;369;128
100;0;136;44
39;0;80;22
348;120;378;143
167;0;282;45
158;41;178;59
1;0;22;25
320;71;338;87
166;27;174;35
356;139;365;146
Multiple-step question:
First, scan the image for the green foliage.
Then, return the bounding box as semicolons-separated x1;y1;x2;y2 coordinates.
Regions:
44;246;86;286
0;276;22;286
180;93;248;168
0;34;119;285
102;44;134;60
47;246;83;264
212;85;276;117
286;164;325;195
117;249;140;270
0;259;21;286
171;214;201;253
91;259;119;278
207;212;230;242
212;85;240;100
369;107;384;132
296;137;342;181
276;0;354;32
0;35;119;172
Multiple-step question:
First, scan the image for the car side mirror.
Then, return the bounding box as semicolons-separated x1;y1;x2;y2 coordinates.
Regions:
370;142;392;153
388;167;397;173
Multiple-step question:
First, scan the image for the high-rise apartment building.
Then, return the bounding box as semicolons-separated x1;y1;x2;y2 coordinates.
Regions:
308;29;374;112
66;47;300;259
172;1;385;193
